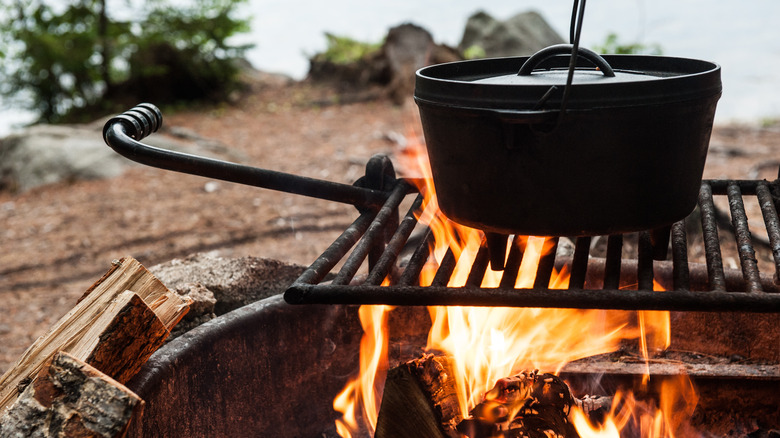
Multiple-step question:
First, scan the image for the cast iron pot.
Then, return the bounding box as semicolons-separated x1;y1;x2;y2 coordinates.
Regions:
414;44;721;236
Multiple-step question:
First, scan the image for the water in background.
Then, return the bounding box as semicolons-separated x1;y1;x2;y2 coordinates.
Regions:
2;0;778;135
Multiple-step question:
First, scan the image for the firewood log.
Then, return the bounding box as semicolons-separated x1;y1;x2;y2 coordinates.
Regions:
0;351;143;438
0;256;191;413
375;354;462;438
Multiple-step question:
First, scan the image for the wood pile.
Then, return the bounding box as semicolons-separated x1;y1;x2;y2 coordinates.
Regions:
0;257;190;437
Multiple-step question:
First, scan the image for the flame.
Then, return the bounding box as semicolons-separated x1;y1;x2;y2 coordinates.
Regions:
572;375;699;437
333;304;393;437
333;120;691;437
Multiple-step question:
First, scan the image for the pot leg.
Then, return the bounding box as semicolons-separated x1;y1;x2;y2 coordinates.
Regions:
650;225;672;261
486;233;509;271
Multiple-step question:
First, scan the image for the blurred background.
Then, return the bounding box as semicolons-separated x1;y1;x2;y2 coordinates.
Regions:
1;0;779;135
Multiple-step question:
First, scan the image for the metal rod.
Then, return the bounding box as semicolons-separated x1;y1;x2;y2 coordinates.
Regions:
699;182;727;291
331;181;412;286
103;108;392;209
285;284;780;312
755;182;780;283
431;248;458;287
706;179;764;195
397;227;433;286
466;239;491;287
533;237;559;289
364;194;424;285
726;182;763;292
637;231;654;290
603;235;623;290
569;236;591;289
671;219;691;291
293;211;377;285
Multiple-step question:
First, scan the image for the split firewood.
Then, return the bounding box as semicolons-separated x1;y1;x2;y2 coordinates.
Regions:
0;351;143;438
0;256;191;413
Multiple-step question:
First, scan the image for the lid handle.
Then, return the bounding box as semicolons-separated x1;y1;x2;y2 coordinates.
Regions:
517;44;615;77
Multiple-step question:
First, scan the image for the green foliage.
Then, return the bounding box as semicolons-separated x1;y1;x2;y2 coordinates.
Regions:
462;44;486;60
312;33;381;65
0;0;252;123
592;32;663;55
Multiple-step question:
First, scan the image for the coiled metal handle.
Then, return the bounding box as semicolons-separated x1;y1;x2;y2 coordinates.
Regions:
102;103;404;210
102;103;163;143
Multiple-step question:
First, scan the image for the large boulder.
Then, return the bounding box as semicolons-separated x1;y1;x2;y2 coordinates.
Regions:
0;124;127;193
0;120;243;193
459;10;565;58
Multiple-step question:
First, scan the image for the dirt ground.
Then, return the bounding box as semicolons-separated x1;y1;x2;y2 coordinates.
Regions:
1;76;779;374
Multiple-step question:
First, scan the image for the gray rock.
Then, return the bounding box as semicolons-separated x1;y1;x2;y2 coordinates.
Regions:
0;124;127;192
459;10;565;58
149;252;307;316
0;120;244;193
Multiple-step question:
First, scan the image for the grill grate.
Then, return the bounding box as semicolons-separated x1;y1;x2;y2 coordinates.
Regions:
284;178;780;313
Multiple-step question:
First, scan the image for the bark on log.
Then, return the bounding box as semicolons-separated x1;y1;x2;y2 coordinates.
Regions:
375;354;462;438
0;257;190;413
0;351;143;438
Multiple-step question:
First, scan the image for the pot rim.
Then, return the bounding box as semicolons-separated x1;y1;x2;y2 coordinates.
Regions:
414;54;722;111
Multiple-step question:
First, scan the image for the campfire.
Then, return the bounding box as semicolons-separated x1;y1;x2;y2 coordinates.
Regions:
328;128;702;438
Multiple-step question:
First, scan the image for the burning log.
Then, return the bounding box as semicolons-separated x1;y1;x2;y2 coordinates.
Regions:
375;354;462;438
377;354;613;438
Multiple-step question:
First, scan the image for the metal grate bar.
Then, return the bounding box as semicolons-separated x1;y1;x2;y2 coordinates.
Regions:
699;182;727;291
726;182;763;292
331;182;411;286
466;240;491;287
603;235;623;289
569;236;591;289
708;179;763;195
288;283;780;312
637;231;654;290
293;211;377;285
755;182;780;282
671;219;691;291
286;179;780;312
431;248;457;287
365;194;424;285
397;227;433;286
534;237;559;289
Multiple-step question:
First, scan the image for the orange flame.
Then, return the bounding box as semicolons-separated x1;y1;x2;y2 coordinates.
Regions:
573;375;699;437
333;120;691;437
333;304;394;437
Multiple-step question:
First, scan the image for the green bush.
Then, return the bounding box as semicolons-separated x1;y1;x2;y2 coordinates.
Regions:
0;0;252;123
311;33;381;65
592;32;662;55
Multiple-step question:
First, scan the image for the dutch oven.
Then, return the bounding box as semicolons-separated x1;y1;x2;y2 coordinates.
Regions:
414;44;722;236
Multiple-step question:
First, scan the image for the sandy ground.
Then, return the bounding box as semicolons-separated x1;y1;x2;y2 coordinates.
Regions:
1;77;779;374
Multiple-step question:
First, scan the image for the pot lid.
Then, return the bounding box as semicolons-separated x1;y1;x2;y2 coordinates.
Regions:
475;45;659;87
414;45;721;111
